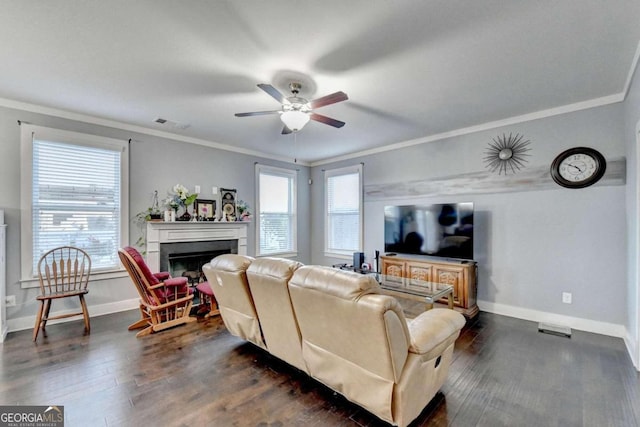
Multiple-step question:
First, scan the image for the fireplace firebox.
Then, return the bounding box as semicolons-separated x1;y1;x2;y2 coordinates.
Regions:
160;239;237;279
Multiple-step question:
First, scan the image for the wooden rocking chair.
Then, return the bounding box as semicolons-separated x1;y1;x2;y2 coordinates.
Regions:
118;246;195;337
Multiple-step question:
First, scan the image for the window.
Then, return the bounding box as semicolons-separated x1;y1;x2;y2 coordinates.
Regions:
325;164;363;257
256;165;297;256
21;124;129;279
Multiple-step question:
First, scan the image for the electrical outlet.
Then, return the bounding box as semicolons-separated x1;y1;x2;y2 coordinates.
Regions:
194;185;201;194
6;295;16;307
562;292;572;304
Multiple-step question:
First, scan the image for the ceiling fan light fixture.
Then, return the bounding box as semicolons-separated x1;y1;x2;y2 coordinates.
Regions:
280;110;310;132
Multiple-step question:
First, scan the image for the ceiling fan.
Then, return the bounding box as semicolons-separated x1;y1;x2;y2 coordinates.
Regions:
235;83;348;134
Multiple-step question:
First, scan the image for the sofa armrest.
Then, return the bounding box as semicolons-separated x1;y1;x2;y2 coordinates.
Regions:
407;309;466;357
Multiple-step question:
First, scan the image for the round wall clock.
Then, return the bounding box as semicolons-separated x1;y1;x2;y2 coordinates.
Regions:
550;147;606;188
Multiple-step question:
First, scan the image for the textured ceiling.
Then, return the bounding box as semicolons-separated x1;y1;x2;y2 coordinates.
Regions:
0;0;639;163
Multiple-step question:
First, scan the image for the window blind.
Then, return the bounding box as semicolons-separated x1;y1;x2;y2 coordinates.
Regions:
32;139;122;274
257;168;296;256
326;169;362;254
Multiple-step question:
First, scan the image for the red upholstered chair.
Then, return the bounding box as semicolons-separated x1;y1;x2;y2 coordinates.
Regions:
118;246;195;337
195;281;220;318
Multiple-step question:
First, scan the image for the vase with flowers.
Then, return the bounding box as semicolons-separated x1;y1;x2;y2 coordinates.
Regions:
165;184;198;221
236;199;252;221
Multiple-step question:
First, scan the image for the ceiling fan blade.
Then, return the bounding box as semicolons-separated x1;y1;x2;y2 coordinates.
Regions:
235;110;281;117
309;91;348;109
281;126;292;135
310;113;345;128
257;84;288;104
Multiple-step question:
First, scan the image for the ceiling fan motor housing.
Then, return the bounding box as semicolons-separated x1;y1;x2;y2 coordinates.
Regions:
289;82;302;94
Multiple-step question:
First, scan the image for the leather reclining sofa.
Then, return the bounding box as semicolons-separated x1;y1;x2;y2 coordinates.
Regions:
202;254;466;427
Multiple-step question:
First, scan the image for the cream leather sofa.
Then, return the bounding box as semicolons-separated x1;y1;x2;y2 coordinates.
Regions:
246;257;307;372
202;254;265;349
203;256;465;427
289;265;465;426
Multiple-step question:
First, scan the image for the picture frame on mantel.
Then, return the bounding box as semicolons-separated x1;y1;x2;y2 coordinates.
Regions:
220;188;237;221
195;199;217;221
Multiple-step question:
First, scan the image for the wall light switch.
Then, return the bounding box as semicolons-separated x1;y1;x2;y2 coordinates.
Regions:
194;185;201;194
562;292;572;304
212;186;218;195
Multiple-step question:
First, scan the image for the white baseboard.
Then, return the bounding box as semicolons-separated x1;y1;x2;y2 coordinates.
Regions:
478;300;626;338
478;301;640;371
480;300;639;372
5;298;140;336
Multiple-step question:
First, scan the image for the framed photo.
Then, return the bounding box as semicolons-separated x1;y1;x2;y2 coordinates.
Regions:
220;188;237;221
195;199;216;221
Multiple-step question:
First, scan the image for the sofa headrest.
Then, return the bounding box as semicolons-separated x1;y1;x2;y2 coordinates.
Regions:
290;265;380;301
248;257;302;280
208;254;254;273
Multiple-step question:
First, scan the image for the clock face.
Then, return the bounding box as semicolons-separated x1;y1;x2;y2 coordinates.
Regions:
557;154;598;182
550;147;606;188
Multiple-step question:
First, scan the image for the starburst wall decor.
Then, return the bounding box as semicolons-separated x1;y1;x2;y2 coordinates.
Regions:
484;133;531;175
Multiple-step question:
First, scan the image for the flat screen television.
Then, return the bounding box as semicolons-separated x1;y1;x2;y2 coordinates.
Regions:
384;203;474;260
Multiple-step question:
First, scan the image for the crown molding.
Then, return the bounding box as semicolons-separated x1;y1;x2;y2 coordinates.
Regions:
312;38;640;167
0;74;631;170
311;93;625;167
0;97;309;166
623;39;640;100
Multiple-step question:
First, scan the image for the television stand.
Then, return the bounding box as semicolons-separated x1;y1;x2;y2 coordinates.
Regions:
380;254;478;318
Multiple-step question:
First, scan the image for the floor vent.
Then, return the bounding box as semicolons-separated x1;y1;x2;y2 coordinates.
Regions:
538;322;572;338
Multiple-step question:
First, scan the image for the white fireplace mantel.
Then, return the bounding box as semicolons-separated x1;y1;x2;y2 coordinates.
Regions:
146;221;249;272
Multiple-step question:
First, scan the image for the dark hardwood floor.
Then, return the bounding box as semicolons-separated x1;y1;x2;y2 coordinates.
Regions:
1;308;638;427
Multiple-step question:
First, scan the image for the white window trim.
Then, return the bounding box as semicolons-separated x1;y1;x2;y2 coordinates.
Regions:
19;270;129;289
20;124;129;280
255;164;298;257
324;164;364;258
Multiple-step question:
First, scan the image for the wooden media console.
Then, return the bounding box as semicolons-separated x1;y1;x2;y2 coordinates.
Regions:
380;254;478;317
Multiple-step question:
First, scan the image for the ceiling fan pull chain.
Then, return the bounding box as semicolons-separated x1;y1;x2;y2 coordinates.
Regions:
294;132;298;163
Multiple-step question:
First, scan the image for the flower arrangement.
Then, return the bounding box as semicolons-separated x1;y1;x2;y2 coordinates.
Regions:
164;184;198;211
237;199;251;221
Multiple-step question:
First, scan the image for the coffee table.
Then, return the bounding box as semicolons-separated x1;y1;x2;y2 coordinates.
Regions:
375;274;455;311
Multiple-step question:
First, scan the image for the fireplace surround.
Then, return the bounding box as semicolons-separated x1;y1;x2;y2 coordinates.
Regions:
146;221;248;274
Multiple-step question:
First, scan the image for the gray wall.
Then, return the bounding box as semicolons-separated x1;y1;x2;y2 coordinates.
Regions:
0;104;310;326
128;136;311;262
311;103;628;326
0;95;634;342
